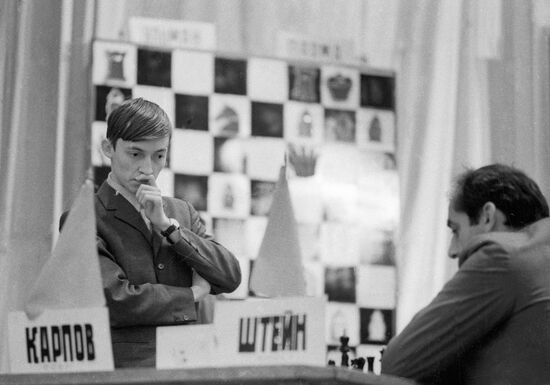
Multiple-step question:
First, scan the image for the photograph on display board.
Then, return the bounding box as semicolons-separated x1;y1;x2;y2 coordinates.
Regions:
360;74;395;110
94;85;132;122
214;137;246;173
174;174;208;212
324;266;356;303
321;66;360;109
175;94;209;130
137;48;172;88
214;57;247;95
251;101;284;138
209;94;250;137
250;180;276;216
288;65;320;103
324;109;356;143
359;308;394;345
93;41;137;87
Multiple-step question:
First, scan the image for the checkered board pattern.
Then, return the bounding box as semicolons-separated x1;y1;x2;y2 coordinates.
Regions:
91;39;399;373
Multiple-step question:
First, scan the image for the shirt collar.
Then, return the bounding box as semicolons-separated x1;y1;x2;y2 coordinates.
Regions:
106;173;142;213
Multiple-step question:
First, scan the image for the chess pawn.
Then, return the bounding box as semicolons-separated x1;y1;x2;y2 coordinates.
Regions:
366;356;375;373
339;335;350;367
223;184;235;209
297;110;313;137
368;310;386;342
368;116;382;142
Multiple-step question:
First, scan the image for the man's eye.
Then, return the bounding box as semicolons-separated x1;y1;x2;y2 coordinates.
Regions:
157;154;165;159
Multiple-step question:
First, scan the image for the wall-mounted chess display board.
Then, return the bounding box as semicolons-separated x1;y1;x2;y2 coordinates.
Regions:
91;40;398;372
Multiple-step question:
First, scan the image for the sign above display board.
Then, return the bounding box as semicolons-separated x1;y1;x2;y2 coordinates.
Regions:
276;31;357;64
129;17;216;50
8;307;114;373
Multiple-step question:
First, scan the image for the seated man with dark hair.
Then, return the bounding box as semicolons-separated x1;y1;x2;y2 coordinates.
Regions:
89;98;241;368
381;164;550;385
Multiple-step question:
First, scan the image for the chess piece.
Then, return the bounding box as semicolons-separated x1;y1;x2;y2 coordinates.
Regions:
216;106;239;136
297;110;313;137
366;356;376;373
351;357;366;371
106;51;126;81
339;335;350;367
368;310;386;342
223;184;235;209
368;116;382;142
290;67;319;103
327;73;352;101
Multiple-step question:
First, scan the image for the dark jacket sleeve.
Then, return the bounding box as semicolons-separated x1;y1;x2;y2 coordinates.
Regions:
167;199;242;294
381;241;515;383
97;235;197;327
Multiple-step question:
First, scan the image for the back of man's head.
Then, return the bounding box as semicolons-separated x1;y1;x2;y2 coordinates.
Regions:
450;164;549;229
106;98;172;148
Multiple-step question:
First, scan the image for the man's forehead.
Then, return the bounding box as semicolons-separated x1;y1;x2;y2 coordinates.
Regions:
118;137;169;150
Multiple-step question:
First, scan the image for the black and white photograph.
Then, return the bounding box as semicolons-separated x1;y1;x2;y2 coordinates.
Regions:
3;1;547;383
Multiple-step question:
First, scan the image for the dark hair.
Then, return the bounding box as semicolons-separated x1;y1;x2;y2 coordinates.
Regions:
106;98;172;148
450;164;549;228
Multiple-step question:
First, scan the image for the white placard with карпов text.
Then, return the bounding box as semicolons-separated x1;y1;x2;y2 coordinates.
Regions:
8;307;114;373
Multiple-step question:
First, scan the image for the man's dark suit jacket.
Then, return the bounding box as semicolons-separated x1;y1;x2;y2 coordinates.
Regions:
382;218;550;385
94;181;241;368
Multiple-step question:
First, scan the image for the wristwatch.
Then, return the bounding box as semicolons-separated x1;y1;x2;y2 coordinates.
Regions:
160;218;180;244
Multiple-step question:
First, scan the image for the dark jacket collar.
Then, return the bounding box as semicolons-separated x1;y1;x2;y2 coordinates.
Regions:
96;181;154;246
458;217;550;266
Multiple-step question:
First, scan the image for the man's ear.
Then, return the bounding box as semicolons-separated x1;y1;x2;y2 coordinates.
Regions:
480;202;498;231
101;139;113;159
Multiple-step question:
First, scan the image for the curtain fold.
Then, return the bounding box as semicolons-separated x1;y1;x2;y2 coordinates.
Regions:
0;0;95;373
395;0;465;329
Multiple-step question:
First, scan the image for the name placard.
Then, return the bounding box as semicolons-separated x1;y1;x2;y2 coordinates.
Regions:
8;307;114;373
213;296;326;366
156;324;215;369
